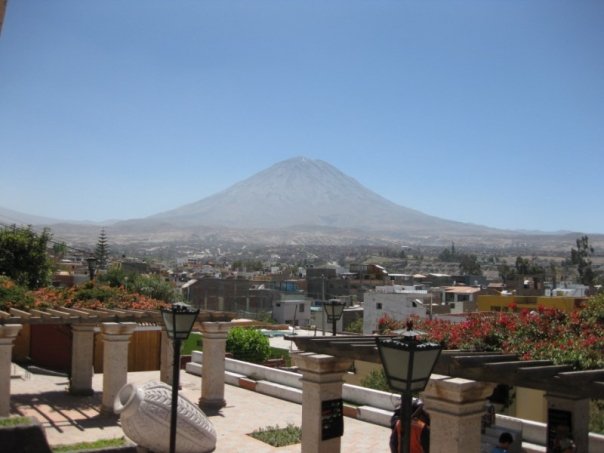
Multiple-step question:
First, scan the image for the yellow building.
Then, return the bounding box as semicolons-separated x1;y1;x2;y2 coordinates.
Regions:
477;294;586;313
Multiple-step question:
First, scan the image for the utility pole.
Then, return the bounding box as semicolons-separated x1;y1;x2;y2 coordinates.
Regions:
321;274;326;336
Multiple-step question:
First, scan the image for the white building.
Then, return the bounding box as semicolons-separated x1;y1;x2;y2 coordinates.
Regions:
362;285;431;335
441;285;482;313
272;297;312;327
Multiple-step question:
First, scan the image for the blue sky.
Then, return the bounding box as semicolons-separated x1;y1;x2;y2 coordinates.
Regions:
0;0;602;233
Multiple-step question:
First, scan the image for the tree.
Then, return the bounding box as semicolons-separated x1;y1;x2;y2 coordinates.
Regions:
0;225;52;289
439;242;458;262
459;254;482;275
515;256;545;276
498;260;517;283
571;235;595;286
515;256;530;275
51;241;67;261
548;261;558;290
438;248;453;262
95;229;110;269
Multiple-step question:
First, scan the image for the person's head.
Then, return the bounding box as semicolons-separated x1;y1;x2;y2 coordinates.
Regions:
498;432;513;448
411;398;430;424
411;398;424;414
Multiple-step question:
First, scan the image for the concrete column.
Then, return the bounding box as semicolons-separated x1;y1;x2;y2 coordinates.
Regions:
422;374;496;453
545;392;589;453
292;352;353;453
69;324;96;395
0;324;22;417
159;328;174;385
100;322;136;413
199;322;230;410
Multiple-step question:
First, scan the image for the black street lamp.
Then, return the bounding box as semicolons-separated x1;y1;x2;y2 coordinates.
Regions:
375;321;442;453
86;257;97;281
161;302;200;453
323;299;345;336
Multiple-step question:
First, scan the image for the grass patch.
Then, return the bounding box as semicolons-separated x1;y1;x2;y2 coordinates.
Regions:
52;437;127;452
268;347;291;366
249;423;301;447
181;332;203;355
0;416;33;427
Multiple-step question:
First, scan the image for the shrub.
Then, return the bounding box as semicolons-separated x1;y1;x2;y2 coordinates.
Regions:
347;317;363;334
0;277;34;310
226;327;271;363
361;367;390;391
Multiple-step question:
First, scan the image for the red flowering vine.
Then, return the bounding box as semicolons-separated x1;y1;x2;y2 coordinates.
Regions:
384;294;604;371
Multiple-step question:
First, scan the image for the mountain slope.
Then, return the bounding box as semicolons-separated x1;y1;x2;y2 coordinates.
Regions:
0;205;71;226
147;156;494;235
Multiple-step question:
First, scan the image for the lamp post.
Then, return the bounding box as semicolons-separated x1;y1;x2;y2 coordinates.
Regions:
161;302;200;453
375;321;442;453
86;257;97;281
323;299;345;336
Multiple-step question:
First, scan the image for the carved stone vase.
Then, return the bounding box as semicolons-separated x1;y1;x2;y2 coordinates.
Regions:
114;381;217;453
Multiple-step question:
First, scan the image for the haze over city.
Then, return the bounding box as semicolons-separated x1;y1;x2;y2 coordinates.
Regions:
1;1;603;234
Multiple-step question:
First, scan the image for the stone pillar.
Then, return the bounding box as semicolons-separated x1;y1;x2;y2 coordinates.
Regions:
292;352;353;453
0;324;22;417
545;392;589;453
422;374;496;453
69;324;96;395
100;322;136;413
159;328;174;385
199;322;230;410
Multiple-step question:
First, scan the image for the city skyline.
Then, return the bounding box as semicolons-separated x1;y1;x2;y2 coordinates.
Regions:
1;1;603;234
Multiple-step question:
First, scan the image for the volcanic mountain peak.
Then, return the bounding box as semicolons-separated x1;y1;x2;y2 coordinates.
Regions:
147;156;485;234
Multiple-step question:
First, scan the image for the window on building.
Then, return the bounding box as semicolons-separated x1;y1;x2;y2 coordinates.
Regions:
377;303;382;310
299;304;305;312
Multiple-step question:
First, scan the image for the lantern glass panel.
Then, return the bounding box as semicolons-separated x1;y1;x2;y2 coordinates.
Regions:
409;348;441;392
379;345;412;392
161;303;199;340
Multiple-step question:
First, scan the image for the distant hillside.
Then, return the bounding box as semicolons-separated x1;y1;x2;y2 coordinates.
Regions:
0;206;67;226
0;206;110;228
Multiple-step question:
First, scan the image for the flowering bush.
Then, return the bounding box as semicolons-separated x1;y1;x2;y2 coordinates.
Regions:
383;295;604;371
0;276;34;308
377;314;400;334
0;277;167;312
